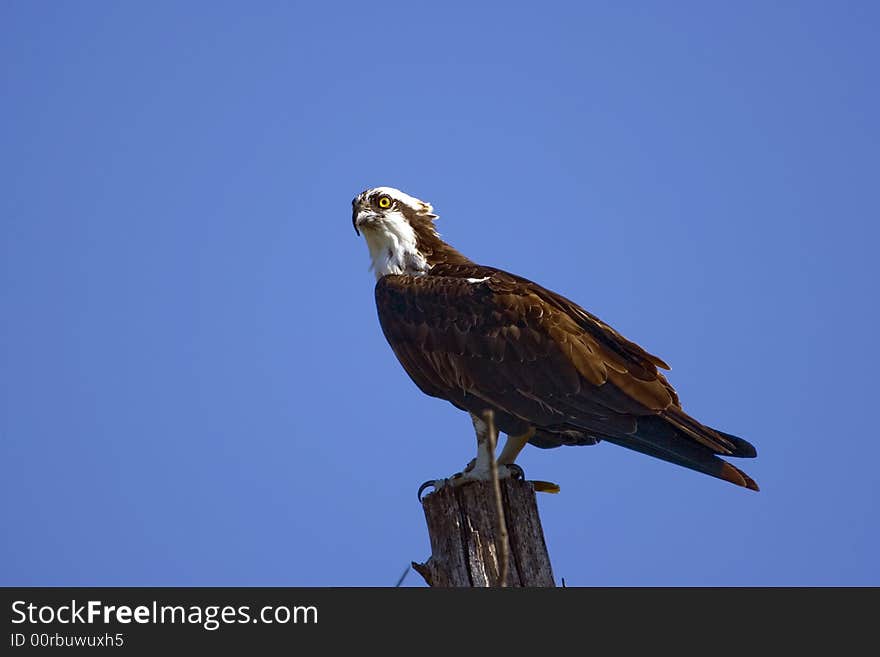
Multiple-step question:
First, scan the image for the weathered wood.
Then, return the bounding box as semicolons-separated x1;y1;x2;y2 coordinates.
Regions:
413;479;555;587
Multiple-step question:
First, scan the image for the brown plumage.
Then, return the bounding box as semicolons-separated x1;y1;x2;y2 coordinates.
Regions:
354;187;758;491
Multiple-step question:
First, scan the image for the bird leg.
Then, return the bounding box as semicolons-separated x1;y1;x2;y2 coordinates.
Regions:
497;427;534;465
418;413;527;500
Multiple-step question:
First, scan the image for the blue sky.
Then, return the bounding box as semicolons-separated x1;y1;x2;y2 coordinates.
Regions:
2;1;878;586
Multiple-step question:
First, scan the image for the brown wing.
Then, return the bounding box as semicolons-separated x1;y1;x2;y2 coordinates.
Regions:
489;269;760;456
374;267;758;490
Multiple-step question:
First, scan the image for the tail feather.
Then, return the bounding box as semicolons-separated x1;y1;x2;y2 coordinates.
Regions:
603;417;760;491
714;429;758;458
662;407;757;458
603;434;759;491
719;462;760;490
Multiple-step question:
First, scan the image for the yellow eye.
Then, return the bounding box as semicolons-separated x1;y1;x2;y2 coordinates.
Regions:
377;195;392;209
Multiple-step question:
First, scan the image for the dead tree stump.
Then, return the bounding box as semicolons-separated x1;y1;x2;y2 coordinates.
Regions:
413;479;555;587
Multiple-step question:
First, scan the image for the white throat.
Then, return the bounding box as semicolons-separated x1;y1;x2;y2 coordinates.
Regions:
362;210;430;279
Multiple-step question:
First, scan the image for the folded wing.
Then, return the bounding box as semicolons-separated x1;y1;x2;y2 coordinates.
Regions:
375;266;757;490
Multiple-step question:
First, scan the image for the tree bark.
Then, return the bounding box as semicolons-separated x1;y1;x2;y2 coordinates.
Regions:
413;479;555;587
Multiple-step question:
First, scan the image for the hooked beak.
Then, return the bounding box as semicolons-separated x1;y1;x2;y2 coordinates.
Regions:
353;210;380;236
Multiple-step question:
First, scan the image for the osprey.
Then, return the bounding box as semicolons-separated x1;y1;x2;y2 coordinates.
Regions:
353;186;758;492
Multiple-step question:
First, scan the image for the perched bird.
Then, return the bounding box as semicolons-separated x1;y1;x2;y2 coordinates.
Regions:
353;186;758;493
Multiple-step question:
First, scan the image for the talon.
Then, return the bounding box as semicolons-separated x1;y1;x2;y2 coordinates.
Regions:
418;480;438;501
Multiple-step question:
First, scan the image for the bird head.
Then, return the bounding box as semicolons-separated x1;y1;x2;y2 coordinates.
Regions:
351;186;436;237
352;187;440;278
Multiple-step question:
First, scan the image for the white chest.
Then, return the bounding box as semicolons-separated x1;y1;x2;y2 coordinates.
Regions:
362;212;429;279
